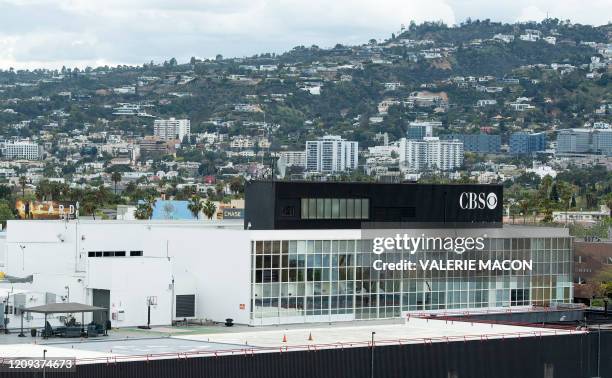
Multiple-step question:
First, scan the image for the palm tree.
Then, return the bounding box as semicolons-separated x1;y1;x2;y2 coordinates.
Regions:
111;171;122;195
202;199;217;220
558;182;574;225
187;195;203;219
82;201;97;220
18;176;27;197
604;193;612;218
519;199;530;224
135;196;157;220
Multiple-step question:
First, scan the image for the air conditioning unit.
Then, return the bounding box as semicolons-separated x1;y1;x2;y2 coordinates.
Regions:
174;294;196;319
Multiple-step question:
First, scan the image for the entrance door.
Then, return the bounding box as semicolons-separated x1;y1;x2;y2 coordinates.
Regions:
92;289;110;324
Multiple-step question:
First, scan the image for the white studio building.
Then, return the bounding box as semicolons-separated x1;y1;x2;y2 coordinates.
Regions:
0;182;573;329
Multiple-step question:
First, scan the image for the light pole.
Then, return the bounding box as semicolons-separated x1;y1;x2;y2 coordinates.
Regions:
42;349;47;378
597;324;601;378
371;331;376;378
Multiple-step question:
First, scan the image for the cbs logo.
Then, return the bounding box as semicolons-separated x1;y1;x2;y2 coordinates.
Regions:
459;192;498;210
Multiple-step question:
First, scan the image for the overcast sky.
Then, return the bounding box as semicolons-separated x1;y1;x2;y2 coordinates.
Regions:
1;0;610;70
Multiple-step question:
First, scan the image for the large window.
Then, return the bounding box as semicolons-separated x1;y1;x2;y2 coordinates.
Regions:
301;198;369;220
250;236;573;323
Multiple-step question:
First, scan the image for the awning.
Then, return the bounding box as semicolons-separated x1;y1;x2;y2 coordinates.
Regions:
24;302;106;314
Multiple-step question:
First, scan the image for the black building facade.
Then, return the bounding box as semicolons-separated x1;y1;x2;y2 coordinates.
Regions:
47;331;611;378
244;181;503;230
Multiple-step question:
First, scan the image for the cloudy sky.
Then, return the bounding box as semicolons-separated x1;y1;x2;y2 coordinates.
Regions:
1;0;610;69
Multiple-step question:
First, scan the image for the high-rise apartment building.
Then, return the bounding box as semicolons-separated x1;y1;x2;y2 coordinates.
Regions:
153;118;191;141
509;132;547;154
0;140;42;160
399;137;464;172
278;151;307;167
305;136;358;173
441;134;501;154
556;128;612;155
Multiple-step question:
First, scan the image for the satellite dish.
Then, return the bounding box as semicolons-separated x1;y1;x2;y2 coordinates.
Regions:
277;155;287;179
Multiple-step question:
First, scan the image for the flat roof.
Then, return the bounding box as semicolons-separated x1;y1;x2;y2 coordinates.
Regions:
0;318;582;364
174;318;576;348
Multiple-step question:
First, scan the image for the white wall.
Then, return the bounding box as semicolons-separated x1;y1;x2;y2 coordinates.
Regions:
5;221;79;276
147;225;251;324
88;258;173;327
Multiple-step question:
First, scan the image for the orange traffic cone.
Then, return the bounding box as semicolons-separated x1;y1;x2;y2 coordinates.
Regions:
308;332;313;341
282;334;287;343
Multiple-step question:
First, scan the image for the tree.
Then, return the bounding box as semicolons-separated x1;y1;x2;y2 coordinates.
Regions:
539;175;553;199
111;171;122;195
81;200;98;220
80;189;98;219
202;199;217;220
540;199;554;223
0;185;12;200
18;176;27;197
134;196;156;220
187;195;203;219
605;193;612;218
518;199;531;224
229;177;244;195
558;181;574;224
0;200;14;228
549;182;559;202
215;182;225;199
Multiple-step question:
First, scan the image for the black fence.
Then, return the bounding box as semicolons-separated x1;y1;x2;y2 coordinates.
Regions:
26;331;612;378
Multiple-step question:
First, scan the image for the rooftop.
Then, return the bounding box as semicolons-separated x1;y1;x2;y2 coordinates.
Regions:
0;318;582;365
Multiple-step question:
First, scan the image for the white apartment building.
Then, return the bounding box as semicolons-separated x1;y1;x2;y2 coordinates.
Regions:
1;140;42;160
305;135;358;173
278;151;306;167
399;137;463;172
113;86;136;95
477;99;497;107
153;118;191;141
230;137;255;149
